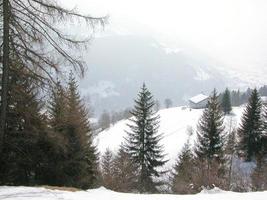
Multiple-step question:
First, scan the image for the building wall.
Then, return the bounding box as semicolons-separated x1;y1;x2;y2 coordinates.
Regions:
189;99;208;109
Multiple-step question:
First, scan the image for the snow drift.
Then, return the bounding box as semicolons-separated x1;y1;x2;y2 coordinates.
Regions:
0;186;266;200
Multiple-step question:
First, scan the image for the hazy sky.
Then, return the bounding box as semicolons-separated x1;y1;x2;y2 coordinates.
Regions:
63;0;267;84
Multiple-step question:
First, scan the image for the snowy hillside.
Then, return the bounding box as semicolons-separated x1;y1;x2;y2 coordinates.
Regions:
95;106;245;167
0;186;266;200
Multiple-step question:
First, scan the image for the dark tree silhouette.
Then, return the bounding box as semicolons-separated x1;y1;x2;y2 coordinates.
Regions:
0;0;106;153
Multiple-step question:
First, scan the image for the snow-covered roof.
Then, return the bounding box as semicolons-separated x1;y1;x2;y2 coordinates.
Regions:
189;94;209;104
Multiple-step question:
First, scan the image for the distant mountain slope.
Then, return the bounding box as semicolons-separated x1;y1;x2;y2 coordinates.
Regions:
95;106;245;168
80;35;241;115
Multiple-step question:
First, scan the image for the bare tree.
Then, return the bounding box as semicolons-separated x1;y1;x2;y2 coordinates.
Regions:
0;0;106;152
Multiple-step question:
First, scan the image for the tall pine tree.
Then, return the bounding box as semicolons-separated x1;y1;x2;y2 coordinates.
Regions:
238;89;263;161
194;89;226;188
124;83;167;193
0;61;49;185
47;81;70;186
64;72;99;189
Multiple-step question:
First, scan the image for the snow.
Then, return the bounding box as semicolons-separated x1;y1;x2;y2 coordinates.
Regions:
95;106;245;168
0;186;266;200
193;66;211;81
189;94;209;104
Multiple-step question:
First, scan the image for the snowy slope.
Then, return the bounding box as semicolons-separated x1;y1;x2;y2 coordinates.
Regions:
95;106;245;167
0;186;266;200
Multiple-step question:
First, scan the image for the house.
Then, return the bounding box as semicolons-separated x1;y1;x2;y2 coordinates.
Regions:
189;94;209;109
261;96;267;105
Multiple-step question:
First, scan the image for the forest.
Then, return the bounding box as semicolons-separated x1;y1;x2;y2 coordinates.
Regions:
0;0;266;196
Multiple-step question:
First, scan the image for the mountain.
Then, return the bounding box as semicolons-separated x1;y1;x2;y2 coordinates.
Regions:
79;35;242;116
95;106;245;168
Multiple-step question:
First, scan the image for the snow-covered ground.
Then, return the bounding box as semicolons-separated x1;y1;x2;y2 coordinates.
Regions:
0;186;266;200
95;106;245;167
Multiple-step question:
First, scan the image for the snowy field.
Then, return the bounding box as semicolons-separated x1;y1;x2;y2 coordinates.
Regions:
0;186;266;200
96;106;245;167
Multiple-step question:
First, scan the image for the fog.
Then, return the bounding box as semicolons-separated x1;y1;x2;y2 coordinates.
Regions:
62;0;267;82
59;0;267;114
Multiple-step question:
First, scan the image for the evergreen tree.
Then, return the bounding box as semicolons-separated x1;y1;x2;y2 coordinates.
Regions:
101;149;115;190
194;89;226;188
251;152;267;191
251;105;267;191
238;89;263;161
64;72;99;189
225;128;237;190
221;88;232;115
172;140;194;194
0;62;49;185
46;80;71;186
49;81;68;134
124;83;167;193
113;146;138;192
0;0;105;154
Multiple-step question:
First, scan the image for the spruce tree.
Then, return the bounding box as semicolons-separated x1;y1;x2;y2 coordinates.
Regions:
63;72;98;189
251;152;267;191
221;88;232;115
113;146;138;192
47;81;70;186
49;81;68;135
225;128;237;190
172;140;194;194
101;148;115;190
251;105;267;191
194;89;226;188
124;83;167;193
0;62;49;185
238;89;263;161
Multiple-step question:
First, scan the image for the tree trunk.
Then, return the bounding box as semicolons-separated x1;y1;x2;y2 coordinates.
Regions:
0;0;10;153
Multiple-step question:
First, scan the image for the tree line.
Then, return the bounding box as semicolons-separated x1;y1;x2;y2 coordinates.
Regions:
225;85;267;106
100;85;266;193
0;0;105;189
0;70;99;189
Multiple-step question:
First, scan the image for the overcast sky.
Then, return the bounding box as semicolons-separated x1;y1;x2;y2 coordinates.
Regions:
62;0;267;83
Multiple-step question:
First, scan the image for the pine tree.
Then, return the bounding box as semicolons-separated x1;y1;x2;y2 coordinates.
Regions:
46;81;70;186
238;89;263;161
124;83;167;193
251;152;267;191
113;146;138;192
251;105;267;191
225;128;237;190
59;72;98;189
0;62;49;185
49;81;68;134
194;89;226;188
101;148;115;190
221;88;232;115
172;140;194;194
